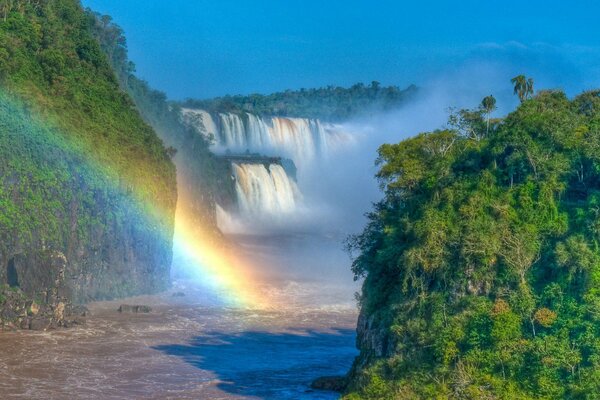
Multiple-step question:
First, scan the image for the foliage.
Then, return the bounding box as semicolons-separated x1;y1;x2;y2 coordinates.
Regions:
0;0;176;273
87;10;221;234
345;88;600;399
181;81;418;122
0;0;176;216
512;75;535;103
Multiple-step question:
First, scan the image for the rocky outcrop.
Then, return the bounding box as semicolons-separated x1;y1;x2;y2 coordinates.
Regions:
355;310;394;360
0;190;172;306
0;285;88;331
344;308;395;390
118;304;152;313
311;376;347;392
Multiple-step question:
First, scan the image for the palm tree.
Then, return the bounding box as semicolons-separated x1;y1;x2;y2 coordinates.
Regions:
511;75;534;102
481;95;497;136
526;77;534;100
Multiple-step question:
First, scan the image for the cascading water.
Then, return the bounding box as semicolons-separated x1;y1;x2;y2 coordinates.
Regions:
233;163;301;216
182;109;353;166
182;108;356;232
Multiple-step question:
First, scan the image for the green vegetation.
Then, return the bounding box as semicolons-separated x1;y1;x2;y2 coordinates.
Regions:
345;81;600;399
512;74;535;103
88;11;221;234
182;82;418;121
0;0;176;297
0;0;176;212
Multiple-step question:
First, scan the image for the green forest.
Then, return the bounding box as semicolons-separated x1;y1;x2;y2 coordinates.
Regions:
345;84;600;399
182;82;418;121
0;0;176;300
0;0;176;212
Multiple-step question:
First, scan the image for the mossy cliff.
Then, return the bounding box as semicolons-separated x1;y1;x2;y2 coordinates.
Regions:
0;0;177;313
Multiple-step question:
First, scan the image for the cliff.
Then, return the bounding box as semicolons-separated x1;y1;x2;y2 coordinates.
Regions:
0;0;177;327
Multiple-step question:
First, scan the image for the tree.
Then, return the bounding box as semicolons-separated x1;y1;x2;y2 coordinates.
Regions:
511;75;534;102
448;108;486;141
481;95;497;136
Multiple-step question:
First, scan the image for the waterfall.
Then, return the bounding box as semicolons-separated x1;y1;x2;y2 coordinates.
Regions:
182;108;356;231
246;113;272;148
219;113;246;148
181;109;218;141
182;109;353;166
232;163;301;217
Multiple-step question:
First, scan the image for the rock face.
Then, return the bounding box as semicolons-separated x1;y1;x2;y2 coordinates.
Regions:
345;309;395;388
355;310;394;360
0;286;88;331
0;201;172;306
311;376;347;392
118;305;152;313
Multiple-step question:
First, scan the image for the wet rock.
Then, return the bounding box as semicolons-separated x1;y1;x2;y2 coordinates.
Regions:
118;304;134;313
0;286;86;330
2;321;17;331
62;316;85;328
72;305;90;317
311;376;347;392
19;318;30;330
118;304;152;313
29;317;53;331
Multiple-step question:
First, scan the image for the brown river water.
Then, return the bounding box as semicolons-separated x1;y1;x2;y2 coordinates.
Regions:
0;234;359;400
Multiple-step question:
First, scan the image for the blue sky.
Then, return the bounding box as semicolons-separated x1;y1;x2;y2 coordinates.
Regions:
83;0;600;100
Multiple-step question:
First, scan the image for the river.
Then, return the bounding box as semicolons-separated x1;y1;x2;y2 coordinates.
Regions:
0;233;359;400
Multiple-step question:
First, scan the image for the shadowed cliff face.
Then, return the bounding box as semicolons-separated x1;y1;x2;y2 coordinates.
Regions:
0;0;177;316
0;210;172;305
0;97;174;307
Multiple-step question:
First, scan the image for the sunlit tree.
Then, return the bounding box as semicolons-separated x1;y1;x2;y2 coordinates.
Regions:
511;75;534;102
481;95;497;135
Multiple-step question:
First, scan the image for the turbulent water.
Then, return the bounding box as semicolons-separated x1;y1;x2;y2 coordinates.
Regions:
0;235;359;400
0;112;364;400
183;109;358;233
232;163;301;217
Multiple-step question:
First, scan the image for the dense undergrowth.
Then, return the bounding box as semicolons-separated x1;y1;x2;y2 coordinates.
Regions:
0;0;176;218
88;11;221;236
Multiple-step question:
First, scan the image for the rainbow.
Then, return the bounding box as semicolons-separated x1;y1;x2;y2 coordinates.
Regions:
172;187;269;308
0;90;268;309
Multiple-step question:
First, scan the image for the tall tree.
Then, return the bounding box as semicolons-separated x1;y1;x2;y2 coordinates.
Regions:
481;95;497;135
511;75;534;102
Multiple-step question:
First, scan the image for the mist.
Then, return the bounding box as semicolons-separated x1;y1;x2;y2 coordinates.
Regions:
197;54;599;293
298;62;516;237
298;55;597;239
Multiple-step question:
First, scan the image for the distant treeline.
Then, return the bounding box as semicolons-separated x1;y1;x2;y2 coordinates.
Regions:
181;82;418;121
